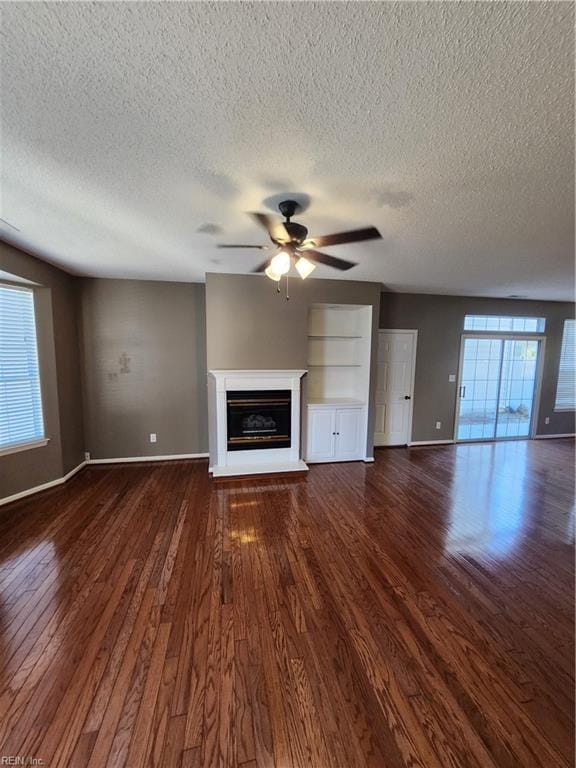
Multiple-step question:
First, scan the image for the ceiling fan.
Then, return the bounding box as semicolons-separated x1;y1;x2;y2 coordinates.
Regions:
217;199;382;282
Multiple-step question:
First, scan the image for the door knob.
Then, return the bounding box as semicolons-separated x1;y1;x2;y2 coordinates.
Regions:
404;395;411;400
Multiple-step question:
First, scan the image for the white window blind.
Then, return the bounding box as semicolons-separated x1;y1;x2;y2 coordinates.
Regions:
0;285;45;450
555;319;576;411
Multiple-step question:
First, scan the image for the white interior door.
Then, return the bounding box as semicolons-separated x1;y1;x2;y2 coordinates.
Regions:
374;331;417;446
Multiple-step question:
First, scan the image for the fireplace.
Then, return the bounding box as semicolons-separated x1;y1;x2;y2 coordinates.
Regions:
227;390;291;451
208;369;307;477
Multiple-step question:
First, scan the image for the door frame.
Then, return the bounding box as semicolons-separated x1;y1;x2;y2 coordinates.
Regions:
376;329;418;446
453;332;546;443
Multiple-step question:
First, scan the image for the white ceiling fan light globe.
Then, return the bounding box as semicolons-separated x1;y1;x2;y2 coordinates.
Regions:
295;256;316;279
265;264;282;281
270;250;291;275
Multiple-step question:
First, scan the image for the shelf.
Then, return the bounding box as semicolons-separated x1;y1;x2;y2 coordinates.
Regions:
306;304;372;458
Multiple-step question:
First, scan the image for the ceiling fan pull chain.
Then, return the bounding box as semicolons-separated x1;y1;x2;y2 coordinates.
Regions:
286;274;290;301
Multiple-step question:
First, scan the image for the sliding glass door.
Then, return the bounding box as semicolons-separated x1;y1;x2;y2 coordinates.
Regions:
455;336;541;442
496;339;539;438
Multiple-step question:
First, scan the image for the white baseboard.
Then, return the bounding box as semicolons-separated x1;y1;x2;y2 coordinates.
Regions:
0;453;210;507
363;457;375;463
87;453;209;464
533;433;575;440
0;460;86;507
408;439;454;447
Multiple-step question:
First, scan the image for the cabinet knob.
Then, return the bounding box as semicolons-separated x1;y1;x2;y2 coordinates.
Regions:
404;395;411;400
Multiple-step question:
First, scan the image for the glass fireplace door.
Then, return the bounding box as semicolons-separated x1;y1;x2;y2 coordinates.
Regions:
226;390;291;451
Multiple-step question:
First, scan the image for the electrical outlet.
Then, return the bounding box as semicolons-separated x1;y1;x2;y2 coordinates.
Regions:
149;433;157;443
545;416;550;425
435;421;441;430
448;374;456;382
84;451;91;462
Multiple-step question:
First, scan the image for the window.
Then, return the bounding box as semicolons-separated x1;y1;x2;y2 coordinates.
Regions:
0;285;45;452
555;319;576;411
464;315;546;332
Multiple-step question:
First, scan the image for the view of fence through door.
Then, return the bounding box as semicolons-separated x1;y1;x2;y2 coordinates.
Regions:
456;337;541;441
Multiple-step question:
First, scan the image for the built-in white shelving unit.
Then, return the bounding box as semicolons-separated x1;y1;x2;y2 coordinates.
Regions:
305;304;372;462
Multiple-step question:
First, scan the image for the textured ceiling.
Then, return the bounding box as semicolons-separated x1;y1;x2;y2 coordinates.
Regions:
1;2;574;299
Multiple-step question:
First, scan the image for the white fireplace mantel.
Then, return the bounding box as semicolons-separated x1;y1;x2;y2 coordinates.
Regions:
208;369;308;477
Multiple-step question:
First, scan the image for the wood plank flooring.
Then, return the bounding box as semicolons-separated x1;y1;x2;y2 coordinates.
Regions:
0;438;573;767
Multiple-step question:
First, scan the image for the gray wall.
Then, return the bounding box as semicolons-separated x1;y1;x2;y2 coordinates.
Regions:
0;240;84;498
80;278;208;459
2;243;573;500
380;293;576;442
206;273;381;457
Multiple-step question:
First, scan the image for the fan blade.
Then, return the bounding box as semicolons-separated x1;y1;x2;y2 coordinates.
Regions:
249;212;288;243
305;226;381;248
303;249;357;271
217;244;268;249
252;259;270;273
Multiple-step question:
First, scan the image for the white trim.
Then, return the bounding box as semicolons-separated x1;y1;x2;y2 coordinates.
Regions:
363;456;375;463
0;460;86;506
0;279;39;292
531;338;546;438
307;457;370;464
88;453;208;464
408;439;454;446
209;369;307;378
0;271;41;287
211;460;307;478
533;433;575;440
0;452;210;506
376;329;418;446
0;437;50;457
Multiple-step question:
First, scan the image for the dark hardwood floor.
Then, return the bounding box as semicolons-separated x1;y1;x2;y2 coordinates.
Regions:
0;439;574;767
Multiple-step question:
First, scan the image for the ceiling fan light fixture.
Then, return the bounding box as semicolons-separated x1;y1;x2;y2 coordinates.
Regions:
220;200;381;278
270;250;291;275
295;256;316;279
265;264;282;282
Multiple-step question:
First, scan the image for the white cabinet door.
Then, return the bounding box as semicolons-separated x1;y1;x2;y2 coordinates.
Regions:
335;408;363;459
307;408;336;460
374;331;416;446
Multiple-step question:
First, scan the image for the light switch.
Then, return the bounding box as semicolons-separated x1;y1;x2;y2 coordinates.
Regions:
448;374;456;382
150;433;157;443
435;421;442;429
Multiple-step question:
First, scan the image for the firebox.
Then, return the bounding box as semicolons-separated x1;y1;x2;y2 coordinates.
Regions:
226;390;291;451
